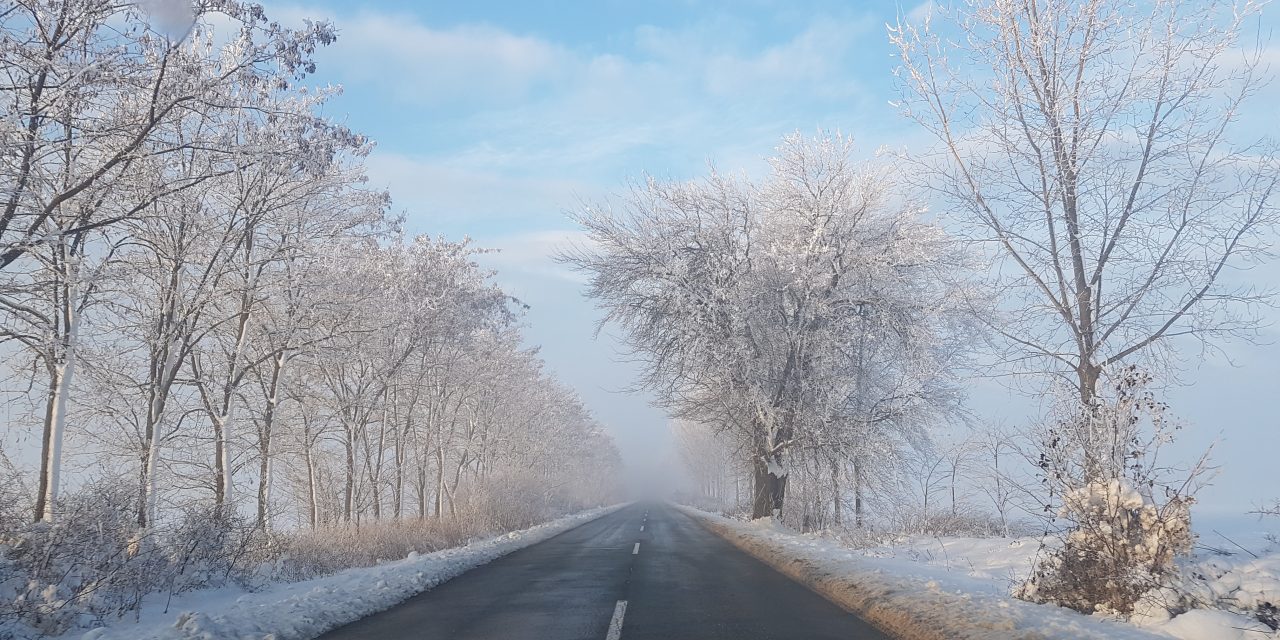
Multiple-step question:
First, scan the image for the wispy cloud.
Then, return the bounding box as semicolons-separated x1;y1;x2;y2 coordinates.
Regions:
364;152;599;233
271;6;573;106
479;229;592;287
273;4;886;235
905;0;936;25
290;5;873;109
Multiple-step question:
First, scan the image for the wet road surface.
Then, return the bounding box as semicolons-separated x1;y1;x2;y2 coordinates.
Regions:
318;503;891;640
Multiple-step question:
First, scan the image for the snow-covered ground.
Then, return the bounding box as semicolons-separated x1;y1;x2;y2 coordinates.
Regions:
63;505;623;640
679;505;1280;640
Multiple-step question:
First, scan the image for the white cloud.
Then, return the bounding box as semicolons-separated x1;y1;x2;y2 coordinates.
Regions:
262;3;891;228
906;1;936;25
363;152;601;229
300;9;882;236
632;18;871;100
269;6;571;106
274;3;871;115
478;229;592;286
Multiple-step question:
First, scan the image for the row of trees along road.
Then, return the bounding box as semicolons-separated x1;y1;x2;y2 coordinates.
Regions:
0;1;620;532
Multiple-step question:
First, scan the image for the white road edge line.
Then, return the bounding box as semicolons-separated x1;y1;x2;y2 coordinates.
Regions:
606;600;628;640
632;542;640;555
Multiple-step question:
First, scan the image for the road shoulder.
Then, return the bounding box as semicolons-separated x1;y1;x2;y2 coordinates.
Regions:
676;505;1170;640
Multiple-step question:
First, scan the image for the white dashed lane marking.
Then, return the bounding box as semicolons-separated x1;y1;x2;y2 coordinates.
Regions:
605;600;627;640
632;542;640;555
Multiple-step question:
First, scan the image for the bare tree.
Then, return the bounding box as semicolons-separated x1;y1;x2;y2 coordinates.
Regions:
891;0;1279;477
672;420;745;509
0;1;337;271
973;424;1021;536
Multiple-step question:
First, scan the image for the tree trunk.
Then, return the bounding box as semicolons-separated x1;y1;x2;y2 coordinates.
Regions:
34;360;73;522
434;446;445;518
138;282;184;528
447;451;469;518
392;403;404;519
212;415;229;512
1078;361;1100;406
950;458;959;517
35;259;81;523
417;463;428;519
256;352;286;529
370;411;386;520
831;456;842;526
139;358;173;529
343;425;355;523
1078;361;1109;481
138;429;161;528
257;441;272;531
853;456;865;529
304;440;318;529
750;455;786;519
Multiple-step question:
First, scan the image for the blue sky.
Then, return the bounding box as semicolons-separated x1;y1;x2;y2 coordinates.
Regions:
266;1;1280;516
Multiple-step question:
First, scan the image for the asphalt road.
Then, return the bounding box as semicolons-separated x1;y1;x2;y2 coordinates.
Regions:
318;503;891;640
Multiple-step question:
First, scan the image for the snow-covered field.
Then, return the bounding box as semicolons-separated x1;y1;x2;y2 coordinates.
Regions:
679;505;1279;640
63;505;622;640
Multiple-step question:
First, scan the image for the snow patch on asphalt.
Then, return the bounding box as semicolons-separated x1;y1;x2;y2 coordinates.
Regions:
74;505;624;640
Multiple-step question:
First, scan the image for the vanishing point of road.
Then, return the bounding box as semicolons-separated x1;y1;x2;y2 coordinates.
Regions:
319;503;890;640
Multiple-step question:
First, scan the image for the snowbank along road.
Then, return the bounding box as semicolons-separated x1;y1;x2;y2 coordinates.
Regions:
318;503;890;639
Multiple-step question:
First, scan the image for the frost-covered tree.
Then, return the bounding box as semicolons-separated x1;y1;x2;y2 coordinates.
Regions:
890;0;1279;475
890;0;1277;612
566;133;969;519
185;87;378;518
0;0;341;523
672;420;747;510
0;0;337;270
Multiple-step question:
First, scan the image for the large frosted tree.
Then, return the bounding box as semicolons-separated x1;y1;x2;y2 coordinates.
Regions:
566;133;968;519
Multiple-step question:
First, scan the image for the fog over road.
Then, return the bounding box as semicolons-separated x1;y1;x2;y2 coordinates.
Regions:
319;503;889;639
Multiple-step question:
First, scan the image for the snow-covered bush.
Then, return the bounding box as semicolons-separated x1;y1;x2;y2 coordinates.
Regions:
0;484;267;635
0;461;28;531
0;481;160;635
891;507;1016;538
267;519;480;583
1017;368;1204;616
1017;478;1194;615
160;506;264;597
264;489;602;584
453;474;560;532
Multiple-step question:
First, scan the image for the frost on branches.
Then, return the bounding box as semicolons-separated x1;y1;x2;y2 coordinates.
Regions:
1018;368;1204;617
0;2;623;635
565;133;971;521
